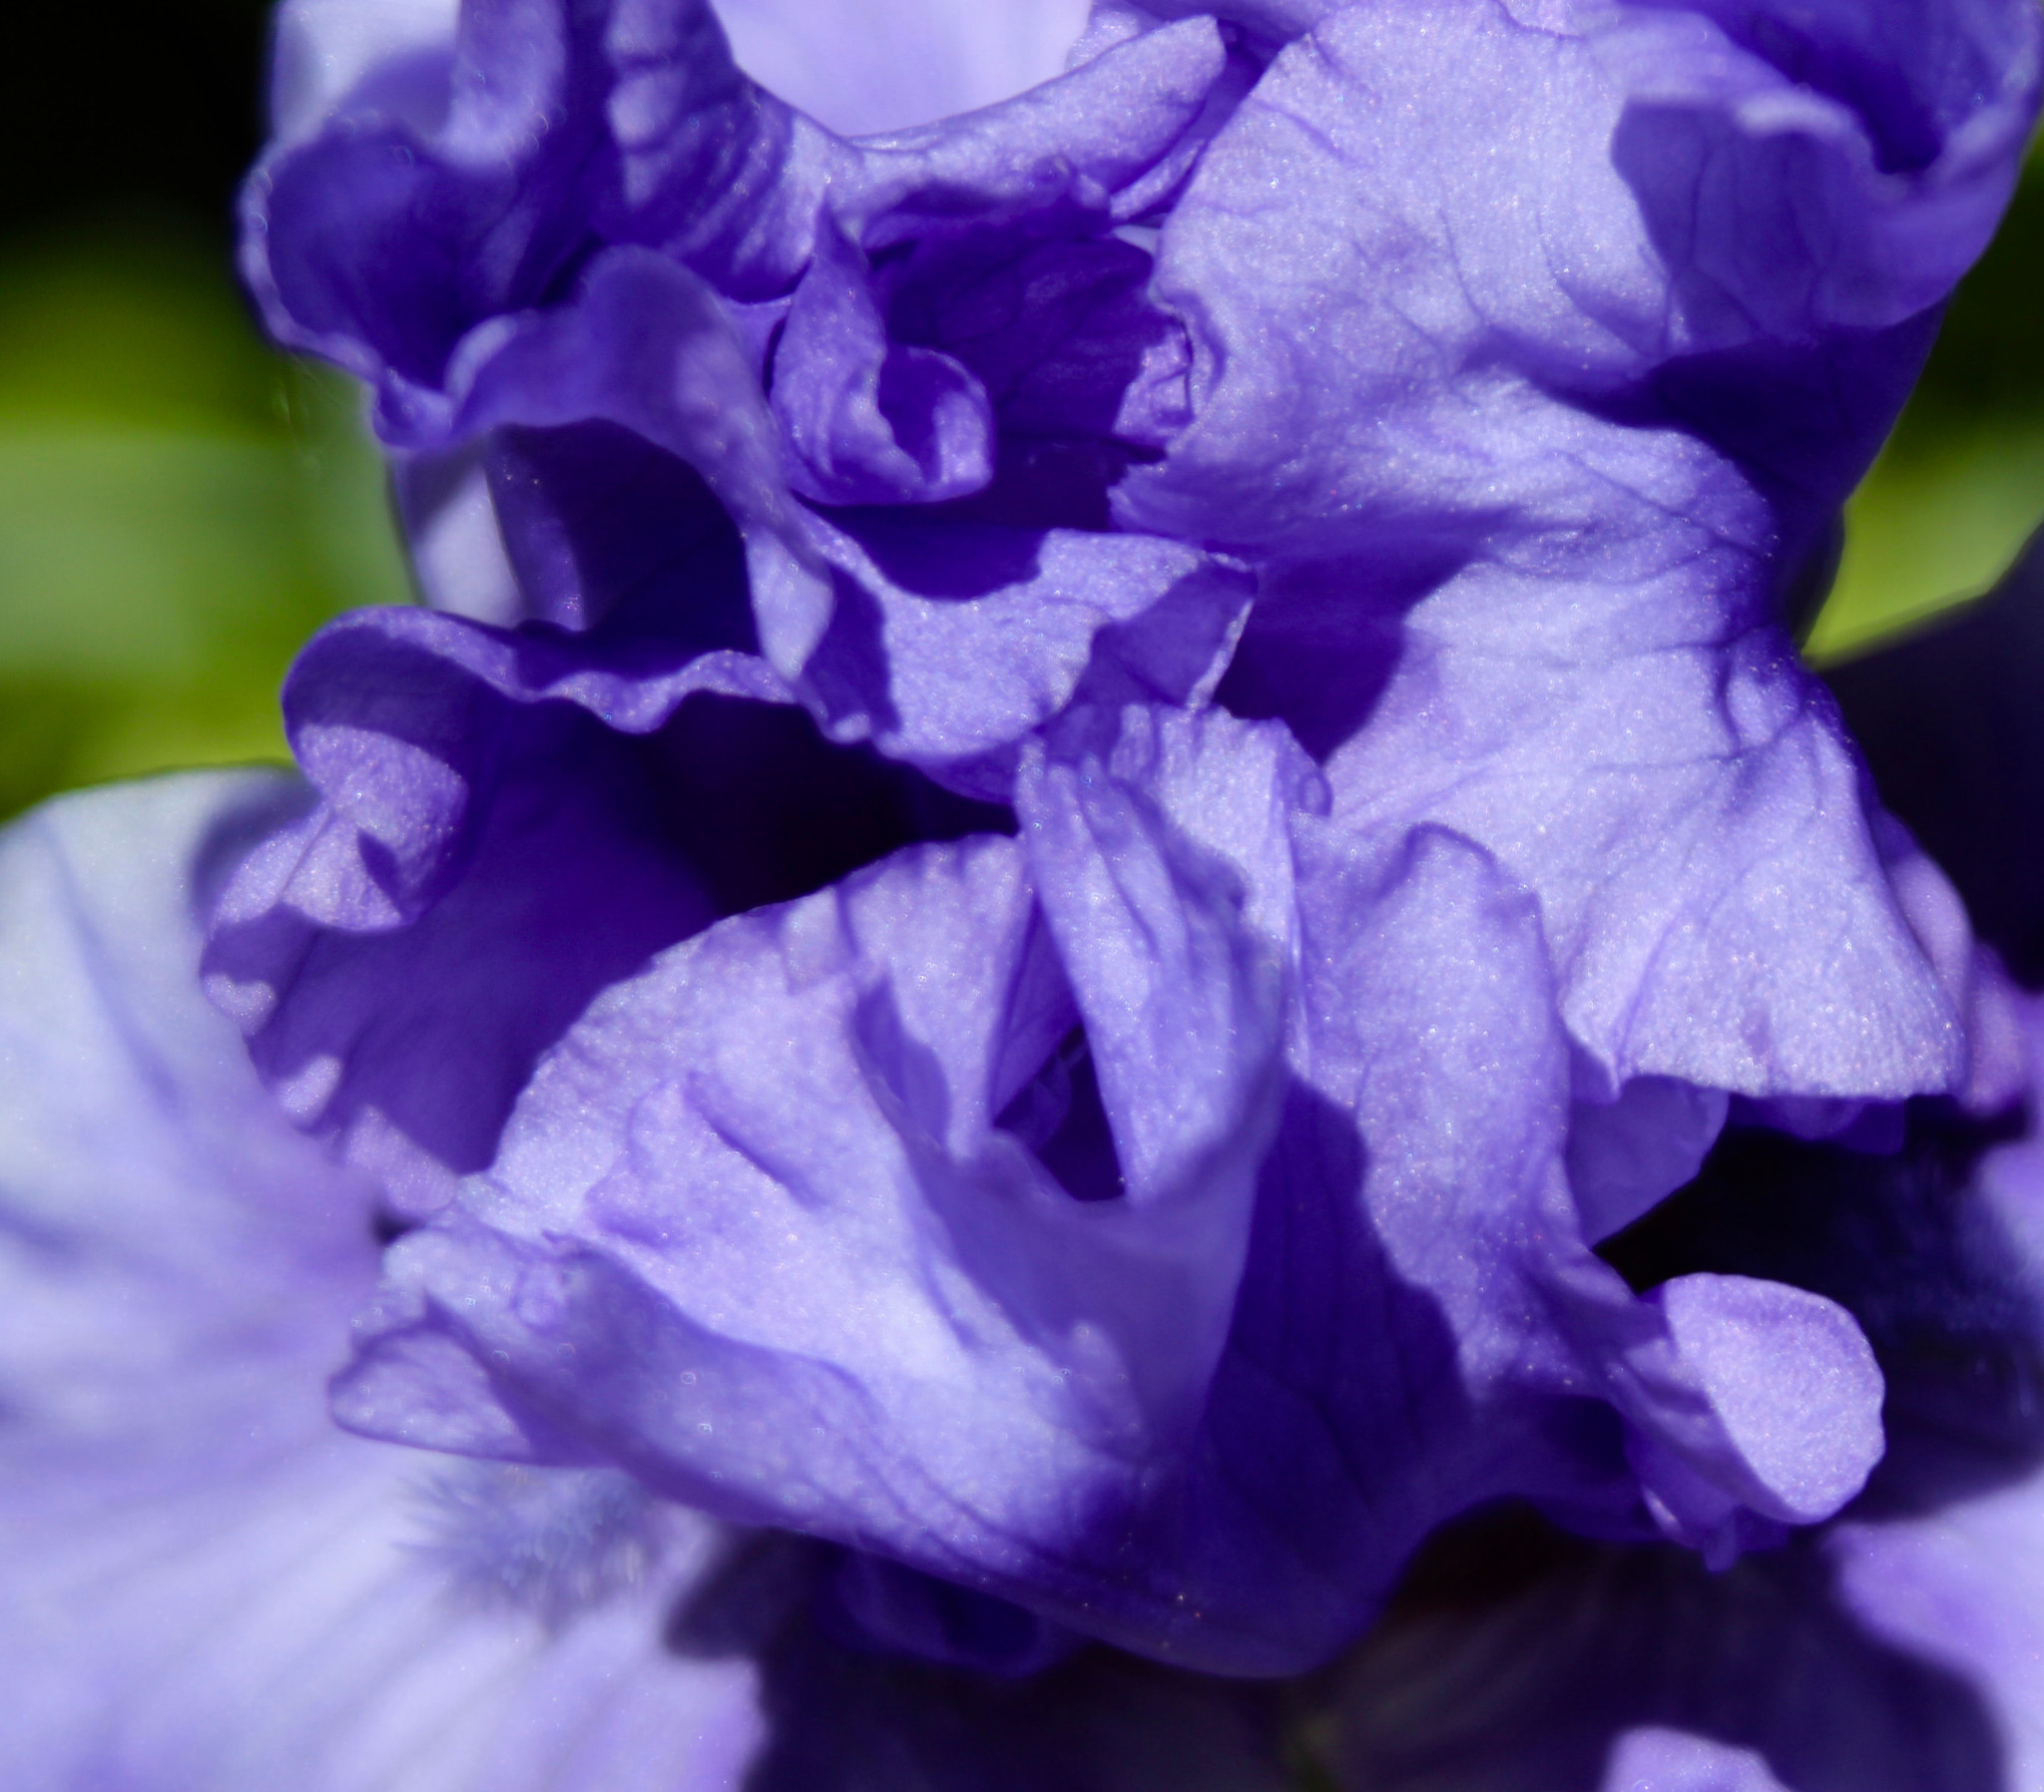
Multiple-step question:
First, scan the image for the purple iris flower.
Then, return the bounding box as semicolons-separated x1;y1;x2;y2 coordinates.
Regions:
11;553;2044;1780
1324;798;2044;1790
8;0;2044;1780
206;0;2044;1673
0;771;1289;1787
245;0;1255;779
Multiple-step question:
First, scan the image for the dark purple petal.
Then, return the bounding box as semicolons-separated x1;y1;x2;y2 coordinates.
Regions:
204;610;1003;1213
327;706;1295;1653
871;228;1197;537
215;0;2043;1705
252;0;613;390
247;0;820;394
1594;1007;2044;1523
1101;819;1882;1665
0;772;1306;1789
1827;527;2044;985
419;248;835;671
482;419;760;638
771;222;997;506
882;233;1169;453
1608;0;2038;325
1319;1016;2044;1790
250;0;1250;780
1324;1511;2004;1791
320;716;1885;1669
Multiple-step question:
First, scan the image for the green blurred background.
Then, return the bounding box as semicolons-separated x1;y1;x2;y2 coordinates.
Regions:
0;0;407;822
0;6;2039;820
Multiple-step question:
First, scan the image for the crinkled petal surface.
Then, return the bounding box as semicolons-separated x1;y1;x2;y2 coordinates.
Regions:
0;772;1302;1791
1125;0;2040;556
1315;562;1969;1101
1120;0;2040;1101
203;614;1009;1211
1118;818;1885;1666
322;706;1885;1668
797;508;1253;775
245;0;1246;779
217;0;2043;1691
331;704;1293;1654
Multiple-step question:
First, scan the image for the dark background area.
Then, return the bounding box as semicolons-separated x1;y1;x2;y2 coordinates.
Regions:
4;0;275;249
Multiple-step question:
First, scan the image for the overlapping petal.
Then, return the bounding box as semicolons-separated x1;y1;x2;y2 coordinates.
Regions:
1117;0;2040;1101
244;0;1246;779
1313;990;2044;1790
293;692;1888;1670
1104;816;1886;1668
1122;0;2039;553
0;774;1328;1790
325;705;1292;1640
196;0;2044;1707
1315;547;1973;1099
202;607;1009;1212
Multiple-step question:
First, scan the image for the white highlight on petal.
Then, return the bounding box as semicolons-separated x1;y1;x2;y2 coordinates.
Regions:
1601;1727;1790;1792
270;0;460;142
711;0;1089;135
